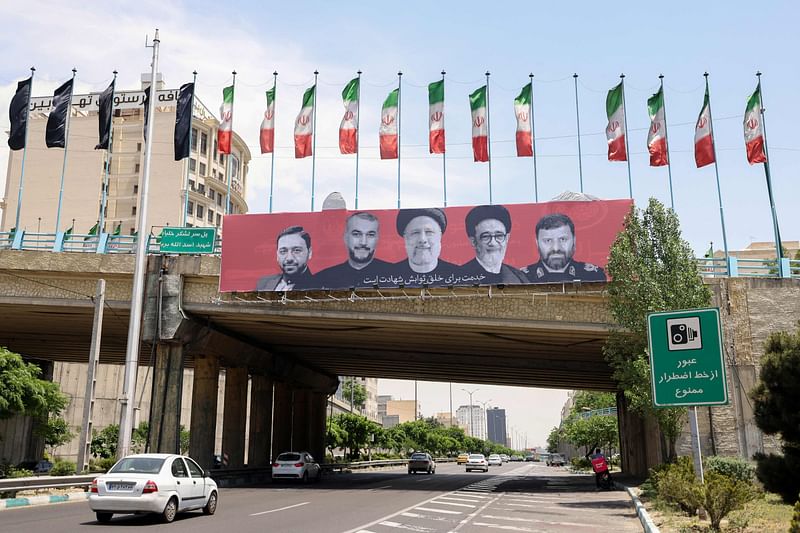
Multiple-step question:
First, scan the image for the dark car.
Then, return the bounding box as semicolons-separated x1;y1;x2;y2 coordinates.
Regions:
547;453;566;467
524;455;536;462
408;452;436;475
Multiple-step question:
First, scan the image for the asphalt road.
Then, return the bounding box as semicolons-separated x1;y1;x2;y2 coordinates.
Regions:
0;462;642;533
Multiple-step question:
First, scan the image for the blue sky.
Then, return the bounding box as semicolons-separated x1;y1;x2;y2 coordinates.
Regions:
0;0;796;445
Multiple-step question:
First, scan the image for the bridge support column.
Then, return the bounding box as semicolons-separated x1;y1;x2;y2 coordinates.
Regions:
617;391;663;478
308;392;328;463
292;389;311;452
247;374;273;467
189;354;219;470
148;343;184;453
271;382;293;458
222;367;248;468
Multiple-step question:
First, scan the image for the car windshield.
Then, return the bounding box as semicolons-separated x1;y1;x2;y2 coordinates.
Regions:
109;457;165;474
276;453;302;462
468;455;484;460
411;453;428;460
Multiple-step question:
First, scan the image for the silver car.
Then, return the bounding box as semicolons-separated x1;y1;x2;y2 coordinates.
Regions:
88;453;218;523
465;453;489;473
271;451;322;483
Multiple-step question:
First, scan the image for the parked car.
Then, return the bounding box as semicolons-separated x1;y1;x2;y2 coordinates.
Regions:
456;453;470;465
465;454;489;472
499;454;510;463
272;451;322;483
524;454;536;462
546;453;566;467
408;452;436;474
487;454;503;466
510;455;523;462
88;453;218;523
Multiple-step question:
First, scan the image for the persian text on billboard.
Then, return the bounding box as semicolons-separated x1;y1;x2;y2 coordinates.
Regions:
219;199;632;292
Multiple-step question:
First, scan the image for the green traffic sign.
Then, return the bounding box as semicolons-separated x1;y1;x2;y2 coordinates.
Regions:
647;307;728;407
159;227;216;254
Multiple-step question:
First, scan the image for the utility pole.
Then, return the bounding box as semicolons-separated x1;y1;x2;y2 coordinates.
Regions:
460;388;479;437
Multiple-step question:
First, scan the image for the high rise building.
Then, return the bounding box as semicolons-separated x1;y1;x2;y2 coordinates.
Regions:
335;377;379;422
486;407;508;446
377;395;418;427
1;73;250;235
455;404;486;440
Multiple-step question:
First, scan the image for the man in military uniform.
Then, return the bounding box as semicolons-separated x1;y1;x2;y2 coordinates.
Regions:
255;225;315;291
460;204;529;285
523;213;606;283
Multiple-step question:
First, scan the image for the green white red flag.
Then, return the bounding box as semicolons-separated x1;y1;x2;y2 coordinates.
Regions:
514;82;533;157
259;85;276;154
743;83;767;164
694;84;715;168
646;86;668;166
428;80;445;154
218;85;234;154
294;85;315;159
605;82;626;161
379;89;399;159
470;85;488;162
339;77;359;154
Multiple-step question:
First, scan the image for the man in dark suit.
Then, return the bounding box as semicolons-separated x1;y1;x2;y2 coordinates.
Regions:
255;225;315;291
392;207;458;287
314;212;393;289
460;204;529;285
523;213;606;283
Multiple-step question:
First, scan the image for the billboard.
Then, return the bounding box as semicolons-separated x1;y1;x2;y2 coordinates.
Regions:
219;199;632;292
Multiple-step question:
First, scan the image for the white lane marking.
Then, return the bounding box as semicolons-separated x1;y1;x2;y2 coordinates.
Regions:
427;500;476;508
355;531;376;533
414;506;463;515
379;521;435;532
250;501;310;516
471;521;547;532
482;514;595;528
434;495;483;504
449;493;504;532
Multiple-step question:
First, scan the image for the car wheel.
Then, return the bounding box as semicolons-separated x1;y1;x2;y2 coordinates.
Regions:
302;471;309;484
96;512;113;523
408;469;412;475
203;490;217;515
161;497;178;523
314;470;322;483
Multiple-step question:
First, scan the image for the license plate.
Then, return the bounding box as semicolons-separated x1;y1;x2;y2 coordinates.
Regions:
107;482;135;491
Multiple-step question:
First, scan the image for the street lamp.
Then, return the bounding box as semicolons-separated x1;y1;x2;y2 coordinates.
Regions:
478;399;492;441
460;388;480;437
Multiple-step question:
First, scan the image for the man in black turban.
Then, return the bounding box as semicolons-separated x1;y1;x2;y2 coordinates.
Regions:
392;207;458;287
460;204;529;285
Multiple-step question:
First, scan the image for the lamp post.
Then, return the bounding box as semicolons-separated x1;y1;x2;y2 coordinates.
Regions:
460;388;479;437
478;399;492;442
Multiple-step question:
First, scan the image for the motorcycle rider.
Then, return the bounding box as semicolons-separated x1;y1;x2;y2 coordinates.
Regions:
586;446;612;489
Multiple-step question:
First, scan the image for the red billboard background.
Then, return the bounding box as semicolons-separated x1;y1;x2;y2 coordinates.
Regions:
219;199;632;292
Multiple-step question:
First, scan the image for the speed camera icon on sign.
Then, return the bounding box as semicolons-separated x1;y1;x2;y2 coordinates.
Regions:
666;316;702;351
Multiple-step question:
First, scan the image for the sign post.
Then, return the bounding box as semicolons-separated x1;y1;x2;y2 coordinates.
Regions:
159;227;216;254
647;307;728;484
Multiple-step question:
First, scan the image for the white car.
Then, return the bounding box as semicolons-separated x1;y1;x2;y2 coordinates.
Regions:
88;453;217;523
271;451;321;483
488;454;503;466
465;453;489;473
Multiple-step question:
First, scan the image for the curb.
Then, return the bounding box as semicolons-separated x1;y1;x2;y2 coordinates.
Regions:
623;485;660;533
0;490;88;511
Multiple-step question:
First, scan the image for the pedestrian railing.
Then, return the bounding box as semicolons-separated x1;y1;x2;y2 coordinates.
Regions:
577;407;618;419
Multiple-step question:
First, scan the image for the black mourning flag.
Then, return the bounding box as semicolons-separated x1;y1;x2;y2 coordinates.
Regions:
8;76;32;150
142;86;150;142
95;79;115;150
45;78;74;148
174;82;194;161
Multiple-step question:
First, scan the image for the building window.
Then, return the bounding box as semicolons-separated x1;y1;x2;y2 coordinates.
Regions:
212;169;217;179
216;214;221;226
131;206;137;216
216;194;222;207
136;142;142;152
196;205;204;219
208;189;215;201
199;162;206;176
134;163;140;173
207;209;214;223
200;132;208;154
187;201;194;216
187;223;193;228
191;128;199;151
188;179;195;191
129;228;135;235
189;158;196;172
133;184;138;194
198;183;205;194
231;155;239;178
213;139;218;161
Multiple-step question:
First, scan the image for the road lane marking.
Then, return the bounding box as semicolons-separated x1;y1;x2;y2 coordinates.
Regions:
449;493;504;532
250;501;310;516
434;496;483;503
481;514;595;527
379;521;435;531
414;506;462;514
428;500;476;508
471;521;544;532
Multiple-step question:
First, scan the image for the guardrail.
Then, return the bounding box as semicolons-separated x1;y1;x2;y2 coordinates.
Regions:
0;474;95;496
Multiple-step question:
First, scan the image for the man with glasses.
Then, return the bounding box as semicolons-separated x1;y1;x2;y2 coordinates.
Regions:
524;213;606;282
461;205;529;285
393;207;458;287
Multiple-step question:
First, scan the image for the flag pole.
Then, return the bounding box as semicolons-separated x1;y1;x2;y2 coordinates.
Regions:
756;71;785;276
98;70;118;234
659;75;675;210
13;67;35;234
704;72;730;265
441;70;447;207
226;70;237;215
620;73;633;199
355;70;362;209
573;73;584;194
530;73;539;202
269;71;277;213
310;70;319;211
181;71;197;226
118;29;160;458
54;68;77;234
397;71;402;208
485;71;493;204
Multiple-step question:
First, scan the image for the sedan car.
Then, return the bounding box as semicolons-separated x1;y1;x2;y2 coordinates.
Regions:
465;454;489;472
547;453;566;467
272;451;321;483
500;454;510;463
88;453;217;523
488;454;503;466
456;453;470;465
408;452;436;474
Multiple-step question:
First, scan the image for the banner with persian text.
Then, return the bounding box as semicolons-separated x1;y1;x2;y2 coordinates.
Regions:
219;199;632;292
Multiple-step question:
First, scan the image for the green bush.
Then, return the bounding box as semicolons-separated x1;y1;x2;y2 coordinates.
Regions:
704;455;755;484
790;496;800;533
8;467;33;478
701;470;756;530
654;456;703;515
571;456;591;470
50;460;76;476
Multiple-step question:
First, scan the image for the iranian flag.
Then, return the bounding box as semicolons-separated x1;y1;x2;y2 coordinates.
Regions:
259;85;276;154
428;79;445;154
646;86;668;166
294;85;315;159
605;82;627;161
218;85;234;154
744;83;767;164
379;89;399;159
694;84;715;168
470;85;489;162
339;77;359;154
514;82;533;157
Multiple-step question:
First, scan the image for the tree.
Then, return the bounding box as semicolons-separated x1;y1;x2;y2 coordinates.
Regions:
0;347;68;421
34;416;74;456
603;198;712;462
341;378;367;412
562;414;618;455
546;427;560;453
750;326;800;503
329;413;381;460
